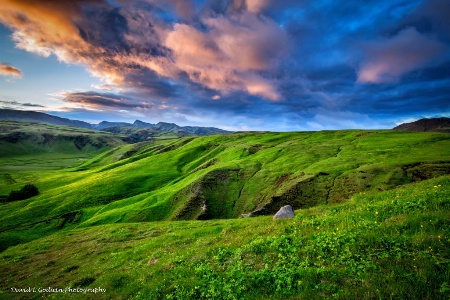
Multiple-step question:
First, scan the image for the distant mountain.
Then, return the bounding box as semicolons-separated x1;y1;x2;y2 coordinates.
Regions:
94;121;133;130
0;109;231;136
0;109;92;129
133;120;155;128
153;122;230;135
393;118;450;133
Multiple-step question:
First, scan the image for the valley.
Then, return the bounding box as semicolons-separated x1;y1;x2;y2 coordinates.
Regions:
0;123;449;299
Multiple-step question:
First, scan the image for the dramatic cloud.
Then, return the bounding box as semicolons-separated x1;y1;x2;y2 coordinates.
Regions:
0;0;449;130
165;13;287;100
357;27;447;83
0;63;22;78
0;0;287;101
0;0;101;60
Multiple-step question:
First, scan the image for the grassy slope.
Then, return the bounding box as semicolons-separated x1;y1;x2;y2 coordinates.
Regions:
0;175;448;299
0;121;125;197
0;121;125;175
0;130;449;251
0;121;124;155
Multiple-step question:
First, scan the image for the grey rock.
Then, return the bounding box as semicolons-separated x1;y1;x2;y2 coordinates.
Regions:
273;205;295;220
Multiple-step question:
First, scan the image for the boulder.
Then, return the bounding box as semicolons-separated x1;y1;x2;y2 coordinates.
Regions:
273;205;295;220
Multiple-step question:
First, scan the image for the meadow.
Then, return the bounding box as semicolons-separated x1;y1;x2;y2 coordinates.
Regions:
0;124;449;299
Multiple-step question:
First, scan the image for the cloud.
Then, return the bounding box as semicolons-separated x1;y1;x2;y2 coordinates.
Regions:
0;0;449;130
0;63;22;78
0;99;44;108
0;0;288;102
0;0;165;87
0;0;102;60
399;0;450;40
357;27;447;83
60;91;143;109
165;13;287;100
57;91;177;114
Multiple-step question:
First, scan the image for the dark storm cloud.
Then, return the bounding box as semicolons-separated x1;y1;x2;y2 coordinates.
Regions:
77;7;130;53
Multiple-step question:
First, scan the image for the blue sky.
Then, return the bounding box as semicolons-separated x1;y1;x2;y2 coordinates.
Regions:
0;0;449;131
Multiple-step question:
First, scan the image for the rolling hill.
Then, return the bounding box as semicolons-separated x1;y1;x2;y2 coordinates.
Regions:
0;109;92;129
0;121;126;174
0;121;124;156
394;117;450;133
1;129;449;244
0;127;449;299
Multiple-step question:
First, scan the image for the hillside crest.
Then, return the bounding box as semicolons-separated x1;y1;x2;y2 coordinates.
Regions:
0;109;231;136
393;117;450;133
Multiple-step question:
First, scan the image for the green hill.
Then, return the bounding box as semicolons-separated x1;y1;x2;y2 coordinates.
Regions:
0;121;124;156
0;109;92;129
0;129;449;299
394;117;450;133
0;175;448;299
0;121;125;174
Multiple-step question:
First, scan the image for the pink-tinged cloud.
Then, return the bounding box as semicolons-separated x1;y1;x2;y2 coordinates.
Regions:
245;0;271;14
357;27;446;83
222;0;276;14
0;0;288;102
165;13;287;100
0;0;101;58
0;63;22;78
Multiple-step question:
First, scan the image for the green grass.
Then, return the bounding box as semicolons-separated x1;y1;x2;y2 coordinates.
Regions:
0;121;124;157
0;127;449;298
0;121;125;198
0;176;448;299
0;130;449;251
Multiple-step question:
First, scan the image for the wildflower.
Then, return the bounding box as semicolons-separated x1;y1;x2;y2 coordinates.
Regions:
376;211;378;215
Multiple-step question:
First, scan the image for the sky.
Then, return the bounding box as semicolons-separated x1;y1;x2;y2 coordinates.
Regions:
0;0;449;131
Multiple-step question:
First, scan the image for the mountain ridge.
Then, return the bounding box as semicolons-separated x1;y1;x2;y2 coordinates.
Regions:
0;109;231;136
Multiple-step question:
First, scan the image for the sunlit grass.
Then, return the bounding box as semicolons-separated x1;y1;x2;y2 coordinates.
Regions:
0;127;449;298
0;176;448;299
